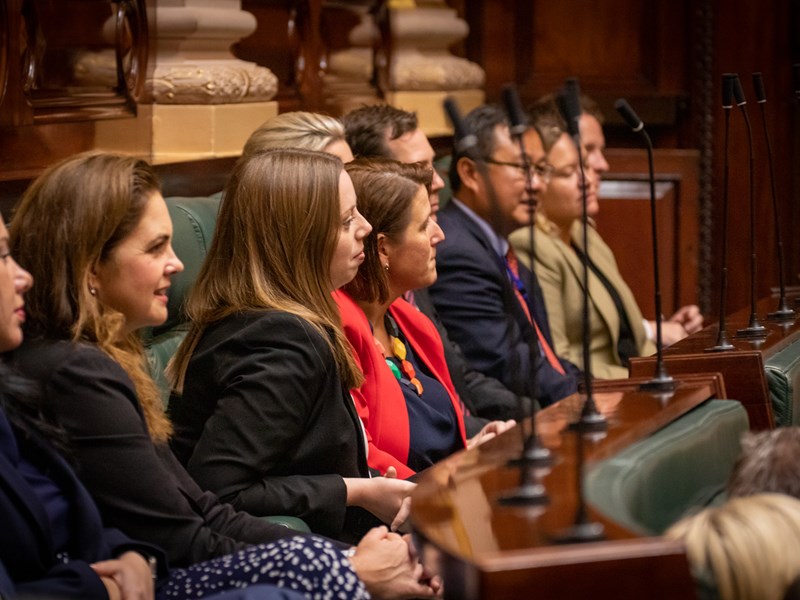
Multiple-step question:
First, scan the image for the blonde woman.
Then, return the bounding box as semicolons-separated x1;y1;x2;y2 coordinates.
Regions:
665;494;800;600
242;110;354;161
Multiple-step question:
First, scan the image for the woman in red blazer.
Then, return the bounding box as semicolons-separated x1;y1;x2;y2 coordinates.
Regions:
335;159;512;479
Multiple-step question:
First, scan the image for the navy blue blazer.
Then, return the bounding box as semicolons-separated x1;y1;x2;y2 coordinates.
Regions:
0;405;165;599
428;202;579;406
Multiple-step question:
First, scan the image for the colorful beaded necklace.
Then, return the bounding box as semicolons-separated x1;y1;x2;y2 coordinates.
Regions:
382;315;423;395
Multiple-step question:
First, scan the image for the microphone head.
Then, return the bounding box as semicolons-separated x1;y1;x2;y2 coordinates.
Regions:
722;73;736;108
565;77;581;100
443;97;479;159
752;72;766;103
557;83;581;138
501;84;529;138
614;98;644;133
731;74;746;106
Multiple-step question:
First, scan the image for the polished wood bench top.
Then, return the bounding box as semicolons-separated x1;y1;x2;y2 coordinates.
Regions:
410;374;723;599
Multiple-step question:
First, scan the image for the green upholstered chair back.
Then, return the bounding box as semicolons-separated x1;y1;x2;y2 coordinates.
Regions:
765;337;800;427
585;399;749;535
141;194;222;404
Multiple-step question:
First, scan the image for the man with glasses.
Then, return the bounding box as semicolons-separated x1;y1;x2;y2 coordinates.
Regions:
342;104;527;425
428;104;579;407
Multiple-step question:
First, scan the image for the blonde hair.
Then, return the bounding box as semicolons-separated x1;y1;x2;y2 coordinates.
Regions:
169;148;363;392
665;493;800;600
10;151;172;442
242;111;346;157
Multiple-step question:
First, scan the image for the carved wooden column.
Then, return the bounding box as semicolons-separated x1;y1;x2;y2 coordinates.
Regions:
96;0;279;163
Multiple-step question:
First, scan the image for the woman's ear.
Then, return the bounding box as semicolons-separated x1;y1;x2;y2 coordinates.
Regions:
377;232;390;266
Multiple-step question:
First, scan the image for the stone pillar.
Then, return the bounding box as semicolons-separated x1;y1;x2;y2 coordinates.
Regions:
383;1;484;135
325;0;484;135
96;0;279;163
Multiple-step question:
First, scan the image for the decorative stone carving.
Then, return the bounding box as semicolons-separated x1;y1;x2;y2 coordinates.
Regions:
324;1;484;96
144;1;277;104
148;61;277;104
388;6;484;90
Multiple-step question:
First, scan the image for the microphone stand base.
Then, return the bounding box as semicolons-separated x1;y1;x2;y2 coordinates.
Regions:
507;443;554;469
497;481;549;507
638;376;677;393
552;520;605;545
569;411;608;433
735;325;768;338
767;307;796;322
705;338;735;352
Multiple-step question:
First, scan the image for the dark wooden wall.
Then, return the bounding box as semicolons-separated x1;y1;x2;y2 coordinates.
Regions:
447;0;800;318
2;0;798;320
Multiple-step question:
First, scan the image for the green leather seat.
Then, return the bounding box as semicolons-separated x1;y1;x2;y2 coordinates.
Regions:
585;399;749;535
765;338;800;427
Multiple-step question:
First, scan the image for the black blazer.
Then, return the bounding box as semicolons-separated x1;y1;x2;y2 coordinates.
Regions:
428;202;579;406
169;311;373;542
13;338;299;568
0;400;164;598
414;287;529;424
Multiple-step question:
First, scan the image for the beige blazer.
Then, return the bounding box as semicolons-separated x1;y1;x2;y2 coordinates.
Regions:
509;219;656;379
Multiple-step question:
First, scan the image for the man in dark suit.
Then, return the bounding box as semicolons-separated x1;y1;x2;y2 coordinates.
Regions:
427;104;579;406
343;104;528;423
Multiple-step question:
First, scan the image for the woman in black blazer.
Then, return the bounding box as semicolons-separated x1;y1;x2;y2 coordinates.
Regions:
10;152;435;599
168;148;417;543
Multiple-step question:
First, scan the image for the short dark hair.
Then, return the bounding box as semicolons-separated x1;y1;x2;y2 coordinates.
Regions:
342;105;419;159
343;158;432;304
448;103;510;194
727;428;800;499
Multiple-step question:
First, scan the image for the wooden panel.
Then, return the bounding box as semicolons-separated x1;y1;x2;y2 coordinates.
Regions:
628;295;800;430
412;375;720;599
597;148;701;314
595;181;676;319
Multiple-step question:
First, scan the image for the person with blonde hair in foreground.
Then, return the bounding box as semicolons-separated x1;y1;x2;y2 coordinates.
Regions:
664;493;800;600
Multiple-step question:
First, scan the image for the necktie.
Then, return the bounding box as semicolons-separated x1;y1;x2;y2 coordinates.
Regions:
505;247;566;375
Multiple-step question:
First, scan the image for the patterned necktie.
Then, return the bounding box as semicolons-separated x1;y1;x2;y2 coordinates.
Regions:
505;247;566;375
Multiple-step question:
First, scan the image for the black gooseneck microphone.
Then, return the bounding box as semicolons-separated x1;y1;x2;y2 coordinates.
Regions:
444;96;549;508
553;77;605;545
614;99;676;392
731;75;768;338
753;72;796;321
557;80;606;434
706;74;737;352
500;84;553;472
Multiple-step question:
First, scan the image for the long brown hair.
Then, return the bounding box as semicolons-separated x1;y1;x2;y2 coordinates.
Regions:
10;151;172;442
343;158;432;304
169;148;363;392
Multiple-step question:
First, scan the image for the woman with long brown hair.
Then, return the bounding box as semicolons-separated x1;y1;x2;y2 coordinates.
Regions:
11;151;435;599
168;148;417;544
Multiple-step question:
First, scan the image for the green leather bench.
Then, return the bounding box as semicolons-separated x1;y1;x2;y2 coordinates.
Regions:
585;399;749;536
765;338;800;427
140;193;310;534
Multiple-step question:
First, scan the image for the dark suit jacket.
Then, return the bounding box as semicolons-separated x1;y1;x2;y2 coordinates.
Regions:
169;310;374;542
0;401;164;599
13;338;299;568
428;202;579;407
414;287;529;424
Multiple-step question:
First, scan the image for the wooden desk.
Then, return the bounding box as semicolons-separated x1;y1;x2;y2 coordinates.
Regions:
630;296;800;429
411;374;723;599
